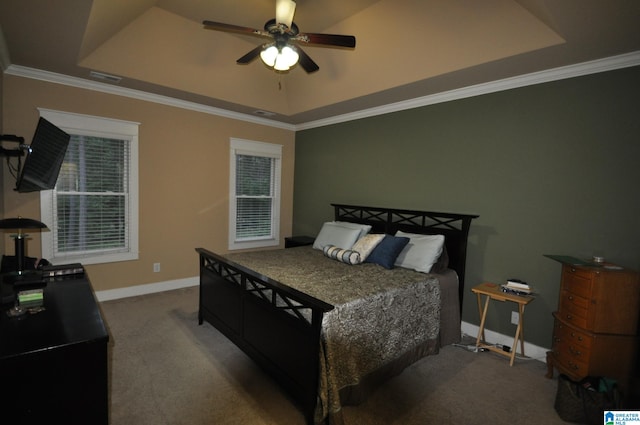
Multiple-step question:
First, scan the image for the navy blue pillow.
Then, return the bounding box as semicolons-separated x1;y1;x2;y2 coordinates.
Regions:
364;235;410;269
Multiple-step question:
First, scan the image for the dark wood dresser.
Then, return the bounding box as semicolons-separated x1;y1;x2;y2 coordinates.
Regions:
0;272;109;424
545;256;640;396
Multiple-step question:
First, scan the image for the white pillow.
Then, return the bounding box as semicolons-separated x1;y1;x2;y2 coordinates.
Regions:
351;233;385;261
332;221;372;240
394;231;445;273
312;222;363;250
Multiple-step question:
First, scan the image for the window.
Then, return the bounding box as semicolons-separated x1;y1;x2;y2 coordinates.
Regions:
229;138;281;250
39;109;139;265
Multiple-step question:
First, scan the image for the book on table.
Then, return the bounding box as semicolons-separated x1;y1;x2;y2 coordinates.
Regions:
501;279;532;295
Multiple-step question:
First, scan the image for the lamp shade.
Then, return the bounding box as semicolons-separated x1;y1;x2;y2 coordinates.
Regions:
275;0;296;28
277;46;299;69
0;217;48;230
0;217;48;276
260;45;279;67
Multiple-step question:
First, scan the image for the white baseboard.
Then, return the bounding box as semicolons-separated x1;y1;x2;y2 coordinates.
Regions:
460;321;549;363
95;276;199;302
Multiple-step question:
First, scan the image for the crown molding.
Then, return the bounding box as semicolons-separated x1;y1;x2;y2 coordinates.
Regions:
4;51;639;132
296;50;640;131
3;65;296;131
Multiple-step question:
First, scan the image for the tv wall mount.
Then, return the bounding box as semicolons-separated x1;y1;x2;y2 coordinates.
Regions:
0;134;28;157
1;134;30;191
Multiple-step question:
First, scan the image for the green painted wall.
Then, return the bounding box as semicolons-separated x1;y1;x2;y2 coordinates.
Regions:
293;66;640;349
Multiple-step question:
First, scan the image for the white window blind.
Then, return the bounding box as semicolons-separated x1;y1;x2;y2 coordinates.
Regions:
54;135;129;255
229;139;281;250
40;109;139;265
235;154;275;239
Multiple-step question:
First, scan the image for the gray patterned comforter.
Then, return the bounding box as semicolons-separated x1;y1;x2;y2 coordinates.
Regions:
225;246;445;424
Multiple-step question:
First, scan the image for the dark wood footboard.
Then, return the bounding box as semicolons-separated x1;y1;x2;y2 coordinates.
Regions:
196;247;334;424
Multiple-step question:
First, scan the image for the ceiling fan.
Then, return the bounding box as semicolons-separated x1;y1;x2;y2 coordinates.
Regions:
202;0;356;73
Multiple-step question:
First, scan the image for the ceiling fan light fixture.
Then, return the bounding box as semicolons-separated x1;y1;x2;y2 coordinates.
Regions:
273;60;289;71
275;0;296;28
260;45;279;66
261;45;299;71
203;0;354;74
280;46;299;67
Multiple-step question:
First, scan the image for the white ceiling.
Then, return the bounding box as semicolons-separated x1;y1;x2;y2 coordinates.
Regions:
1;0;639;125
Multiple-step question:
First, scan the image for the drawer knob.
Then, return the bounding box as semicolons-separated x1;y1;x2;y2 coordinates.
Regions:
570;332;583;341
569;347;582;356
568;295;574;300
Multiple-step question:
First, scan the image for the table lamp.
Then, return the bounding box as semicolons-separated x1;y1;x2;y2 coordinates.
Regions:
0;217;48;275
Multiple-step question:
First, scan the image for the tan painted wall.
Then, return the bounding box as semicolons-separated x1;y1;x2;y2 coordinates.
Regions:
1;75;295;291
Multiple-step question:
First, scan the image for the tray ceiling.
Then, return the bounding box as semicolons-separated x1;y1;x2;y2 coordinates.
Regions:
1;0;639;125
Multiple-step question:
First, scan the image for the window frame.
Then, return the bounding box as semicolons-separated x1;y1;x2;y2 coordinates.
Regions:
229;138;282;250
39;108;139;265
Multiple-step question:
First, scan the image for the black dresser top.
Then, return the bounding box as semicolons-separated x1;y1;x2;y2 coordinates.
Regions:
0;276;108;359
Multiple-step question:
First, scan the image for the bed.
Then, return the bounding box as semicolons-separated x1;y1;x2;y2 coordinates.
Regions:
196;204;478;424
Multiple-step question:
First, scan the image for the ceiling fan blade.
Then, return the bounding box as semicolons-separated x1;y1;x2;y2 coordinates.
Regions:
299;32;356;48
237;45;264;64
202;20;268;37
295;47;319;73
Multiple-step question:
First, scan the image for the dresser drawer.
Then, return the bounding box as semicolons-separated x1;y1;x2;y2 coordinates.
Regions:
553;318;593;351
555;351;589;377
558;289;589;327
552;321;591;378
559;288;589;310
562;266;593;298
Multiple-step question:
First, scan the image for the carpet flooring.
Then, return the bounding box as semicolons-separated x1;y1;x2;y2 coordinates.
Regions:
101;286;568;425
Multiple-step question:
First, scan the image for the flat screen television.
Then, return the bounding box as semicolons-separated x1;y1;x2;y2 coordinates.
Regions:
15;117;70;193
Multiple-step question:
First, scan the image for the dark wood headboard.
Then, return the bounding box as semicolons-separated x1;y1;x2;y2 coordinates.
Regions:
332;204;478;308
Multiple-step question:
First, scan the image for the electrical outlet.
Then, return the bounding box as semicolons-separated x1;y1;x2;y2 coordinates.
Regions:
511;311;519;325
153;263;161;273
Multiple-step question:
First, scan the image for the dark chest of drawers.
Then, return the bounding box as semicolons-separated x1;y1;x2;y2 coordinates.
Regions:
0;274;109;424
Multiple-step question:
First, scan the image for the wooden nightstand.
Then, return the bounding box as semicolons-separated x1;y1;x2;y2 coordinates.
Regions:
284;236;315;248
472;282;535;366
